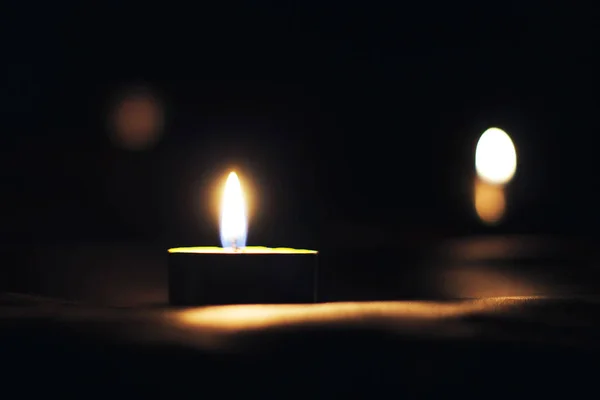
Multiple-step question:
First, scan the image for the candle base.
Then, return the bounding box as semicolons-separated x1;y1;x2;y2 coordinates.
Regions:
168;248;318;306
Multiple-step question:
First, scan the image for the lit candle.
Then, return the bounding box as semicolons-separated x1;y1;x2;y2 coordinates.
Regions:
168;172;318;306
473;127;517;225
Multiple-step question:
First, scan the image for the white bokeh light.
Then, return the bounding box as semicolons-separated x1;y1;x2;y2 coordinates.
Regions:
475;127;517;185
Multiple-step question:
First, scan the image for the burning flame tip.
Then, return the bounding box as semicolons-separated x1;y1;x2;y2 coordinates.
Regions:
220;170;248;248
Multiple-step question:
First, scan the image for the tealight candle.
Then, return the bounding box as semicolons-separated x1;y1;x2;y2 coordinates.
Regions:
168;172;318;306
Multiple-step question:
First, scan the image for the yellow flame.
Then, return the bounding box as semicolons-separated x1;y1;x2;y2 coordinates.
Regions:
475;128;517;185
220;172;248;248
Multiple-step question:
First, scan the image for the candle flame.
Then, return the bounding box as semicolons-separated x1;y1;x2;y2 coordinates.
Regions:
220;172;248;249
475;127;517;185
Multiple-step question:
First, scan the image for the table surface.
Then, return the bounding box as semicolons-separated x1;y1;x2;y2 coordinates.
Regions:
2;293;600;397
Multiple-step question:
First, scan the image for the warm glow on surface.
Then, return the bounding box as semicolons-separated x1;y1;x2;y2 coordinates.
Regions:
168;246;317;254
220;172;247;249
164;298;543;350
175;298;536;333
474;179;506;224
475;128;517;185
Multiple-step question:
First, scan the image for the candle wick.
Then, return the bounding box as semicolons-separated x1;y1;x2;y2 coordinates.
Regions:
231;239;238;252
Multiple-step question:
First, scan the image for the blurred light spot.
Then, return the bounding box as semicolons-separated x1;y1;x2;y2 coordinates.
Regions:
475;127;517;185
436;236;556;262
109;88;164;150
436;265;547;298
474;178;506;224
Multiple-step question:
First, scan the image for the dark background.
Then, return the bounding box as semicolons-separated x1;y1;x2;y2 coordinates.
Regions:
2;3;599;303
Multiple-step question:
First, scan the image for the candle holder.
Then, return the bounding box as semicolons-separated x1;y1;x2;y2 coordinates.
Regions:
168;247;318;306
